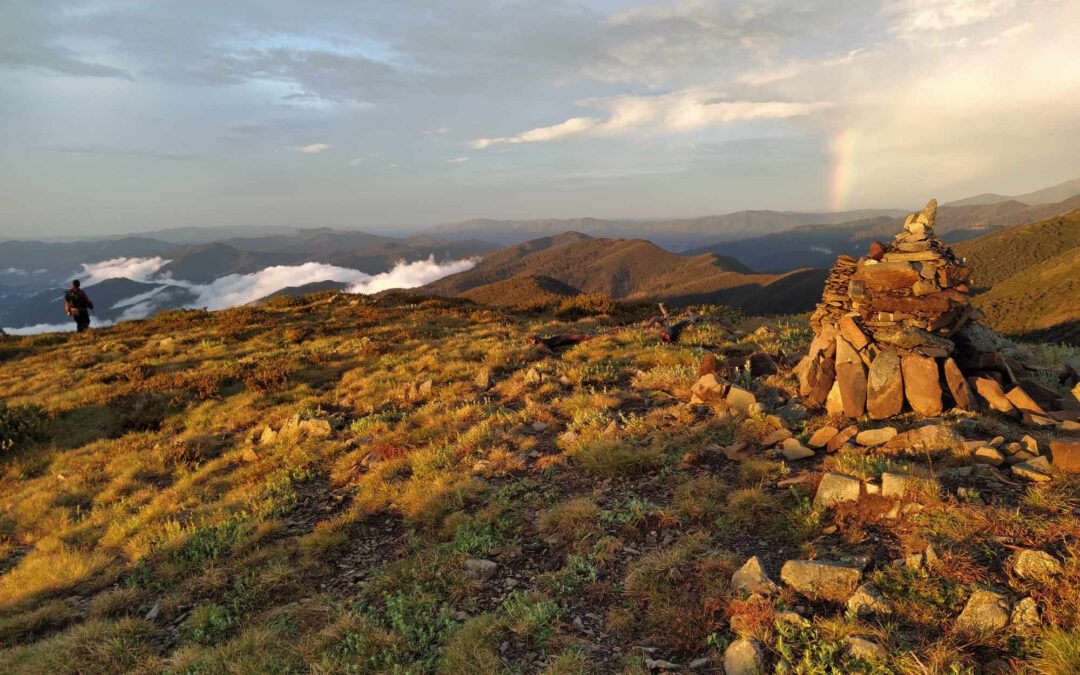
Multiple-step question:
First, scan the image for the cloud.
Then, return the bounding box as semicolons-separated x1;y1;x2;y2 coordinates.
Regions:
981;22;1032;45
289;143;332;154
445;157;469;163
737;49;869;86
346;256;476;294
79;257;171;286
810;245;835;255
348;157;365;166
472;90;832;148
1;267;28;276
889;0;1019;35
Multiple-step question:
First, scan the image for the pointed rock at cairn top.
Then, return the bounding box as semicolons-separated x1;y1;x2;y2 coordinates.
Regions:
903;198;937;238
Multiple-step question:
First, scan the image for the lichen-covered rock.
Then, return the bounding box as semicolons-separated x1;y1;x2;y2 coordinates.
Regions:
847;583;895;618
955;590;1010;633
1012;549;1062;582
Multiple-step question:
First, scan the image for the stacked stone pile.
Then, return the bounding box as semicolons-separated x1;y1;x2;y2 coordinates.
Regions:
798;198;1079;430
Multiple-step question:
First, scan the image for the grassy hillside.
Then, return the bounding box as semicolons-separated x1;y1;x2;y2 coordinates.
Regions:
971;246;1080;343
954;210;1080;288
459;275;581;310
0;293;1078;672
951;210;1080;343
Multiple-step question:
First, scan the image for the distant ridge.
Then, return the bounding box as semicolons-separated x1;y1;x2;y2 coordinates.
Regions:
424;232;824;314
944;176;1080;207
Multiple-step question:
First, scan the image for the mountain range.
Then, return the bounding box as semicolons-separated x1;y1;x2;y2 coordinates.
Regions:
3;176;1079;338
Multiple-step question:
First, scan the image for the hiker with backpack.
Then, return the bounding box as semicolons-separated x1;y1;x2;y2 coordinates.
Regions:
64;280;94;332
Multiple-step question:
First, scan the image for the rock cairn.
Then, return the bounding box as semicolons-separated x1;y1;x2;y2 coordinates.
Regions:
798;199;1076;428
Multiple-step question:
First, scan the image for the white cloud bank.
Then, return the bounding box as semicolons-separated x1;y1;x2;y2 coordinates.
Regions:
471;89;832;148
4;256;478;335
79;256;172;286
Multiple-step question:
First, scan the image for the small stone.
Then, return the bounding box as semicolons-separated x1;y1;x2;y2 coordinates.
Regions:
881;472;911;499
881;424;965;458
847;583;895;618
1012;549;1063;582
645;658;682;670
1005;449;1036;465
732;556;780;595
462;558;499;580
723;442;754;461
973;377;1017;417
825;380;845;415
955;590;1010;633
474;368;491;390
808;426;839;449
973;447;1005;466
299;418;333;438
780;559;862;600
762;428;792;446
1050;439;1080;473
727;385;758;415
856;427;898;446
259;426;278;445
1007;387;1047;416
241;446;259;463
723;638;765;675
844;636;886;661
988;436;1004;448
782;438;815;461
1010;597;1040;629
814;472;862;507
531;421;549;432
1012;457;1052;482
865;482;881;495
1021;435;1039;455
418;379;433;396
146;599;162;621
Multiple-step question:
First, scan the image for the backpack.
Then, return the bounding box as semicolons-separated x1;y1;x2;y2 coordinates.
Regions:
64;289;84;310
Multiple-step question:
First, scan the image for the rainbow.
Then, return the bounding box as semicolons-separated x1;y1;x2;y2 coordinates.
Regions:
828;129;858;213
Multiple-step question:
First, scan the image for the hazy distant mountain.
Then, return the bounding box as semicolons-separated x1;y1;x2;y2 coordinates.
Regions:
161;243;300;283
428;209;908;250
0;278;196;328
944;176;1080;207
686;195;1080;273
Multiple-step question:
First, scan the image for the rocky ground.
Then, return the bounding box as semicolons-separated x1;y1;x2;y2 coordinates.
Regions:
0;292;1079;673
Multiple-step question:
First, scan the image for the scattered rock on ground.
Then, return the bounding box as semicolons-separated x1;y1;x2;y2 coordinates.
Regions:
1050;439;1080;473
780;559;862;600
856;427;897;446
827;425;859;453
847;583;895;618
881;472;911;499
1011;456;1052;482
973;447;1005;466
955;590;1010;633
844;636;886;661
814;472;861;507
462;558;499;580
808;426;839;449
723;638;766;675
781;438;815;461
732;556;779;595
1012;549;1062;582
1010;597;1040;629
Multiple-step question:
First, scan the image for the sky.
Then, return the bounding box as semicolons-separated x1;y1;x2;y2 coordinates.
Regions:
1;0;1078;238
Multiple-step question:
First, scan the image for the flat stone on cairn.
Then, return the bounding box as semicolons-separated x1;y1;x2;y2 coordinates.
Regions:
798;198;1076;429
